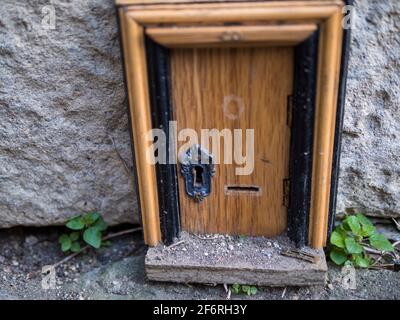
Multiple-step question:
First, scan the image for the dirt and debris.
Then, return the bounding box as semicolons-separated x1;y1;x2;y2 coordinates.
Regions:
146;232;326;286
0;227;400;300
147;231;323;269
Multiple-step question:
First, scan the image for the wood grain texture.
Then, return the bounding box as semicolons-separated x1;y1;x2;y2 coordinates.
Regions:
117;0;341;7
309;8;343;248
146;24;317;48
126;4;340;25
170;47;293;236
119;9;161;245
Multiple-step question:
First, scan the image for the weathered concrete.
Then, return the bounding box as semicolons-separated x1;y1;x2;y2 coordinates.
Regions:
0;0;398;228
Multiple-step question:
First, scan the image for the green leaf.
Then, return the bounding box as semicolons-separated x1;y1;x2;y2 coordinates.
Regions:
353;254;370;268
330;231;345;248
83;212;100;226
345;215;362;236
241;285;250;294
70;241;81;253
69;231;80;242
341;221;351;232
60;236;72;252
83;227;102;249
59;234;69;244
355;214;376;237
92;216;107;232
344;260;354;267
356;213;373;226
369;233;394;252
66;217;85;230
249;286;257;295
231;284;241;294
361;224;376;237
330;248;348;265
344;237;363;254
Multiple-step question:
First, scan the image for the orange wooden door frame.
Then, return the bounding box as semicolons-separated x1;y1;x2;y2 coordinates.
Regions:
117;0;345;248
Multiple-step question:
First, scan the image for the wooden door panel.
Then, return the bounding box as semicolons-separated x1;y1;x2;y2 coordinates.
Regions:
171;47;293;236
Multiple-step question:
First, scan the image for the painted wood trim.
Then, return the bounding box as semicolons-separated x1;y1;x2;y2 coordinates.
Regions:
324;9;345;244
328;0;353;240
146;24;317;48
119;9;161;245
117;0;342;7
126;5;340;24
308;8;343;248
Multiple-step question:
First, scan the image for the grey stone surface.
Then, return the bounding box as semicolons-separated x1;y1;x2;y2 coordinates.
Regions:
0;0;398;228
0;0;139;227
337;0;400;218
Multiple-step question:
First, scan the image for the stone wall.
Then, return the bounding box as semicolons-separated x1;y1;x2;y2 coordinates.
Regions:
0;0;139;227
0;0;398;228
337;0;400;218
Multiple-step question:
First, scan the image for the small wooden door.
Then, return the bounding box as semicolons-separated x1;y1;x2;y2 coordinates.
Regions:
171;47;293;237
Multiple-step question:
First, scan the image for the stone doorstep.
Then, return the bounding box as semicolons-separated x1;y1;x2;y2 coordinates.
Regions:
145;234;327;287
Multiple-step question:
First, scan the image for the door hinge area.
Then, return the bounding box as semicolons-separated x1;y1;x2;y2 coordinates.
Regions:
283;178;290;208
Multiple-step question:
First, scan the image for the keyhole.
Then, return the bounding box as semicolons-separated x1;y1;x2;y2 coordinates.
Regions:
193;165;204;187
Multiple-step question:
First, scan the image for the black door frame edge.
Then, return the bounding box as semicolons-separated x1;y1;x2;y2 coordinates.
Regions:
145;38;180;245
287;30;319;247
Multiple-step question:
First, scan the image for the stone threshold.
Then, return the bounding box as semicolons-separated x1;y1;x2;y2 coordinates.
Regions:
145;232;327;287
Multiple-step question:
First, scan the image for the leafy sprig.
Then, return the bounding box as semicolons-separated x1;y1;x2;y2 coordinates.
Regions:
231;283;258;296
329;213;394;268
59;212;108;253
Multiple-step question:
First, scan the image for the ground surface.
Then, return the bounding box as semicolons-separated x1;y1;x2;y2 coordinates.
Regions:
0;226;399;300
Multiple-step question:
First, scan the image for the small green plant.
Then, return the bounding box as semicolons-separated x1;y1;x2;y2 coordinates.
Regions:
329;213;394;268
59;212;108;254
231;284;257;296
